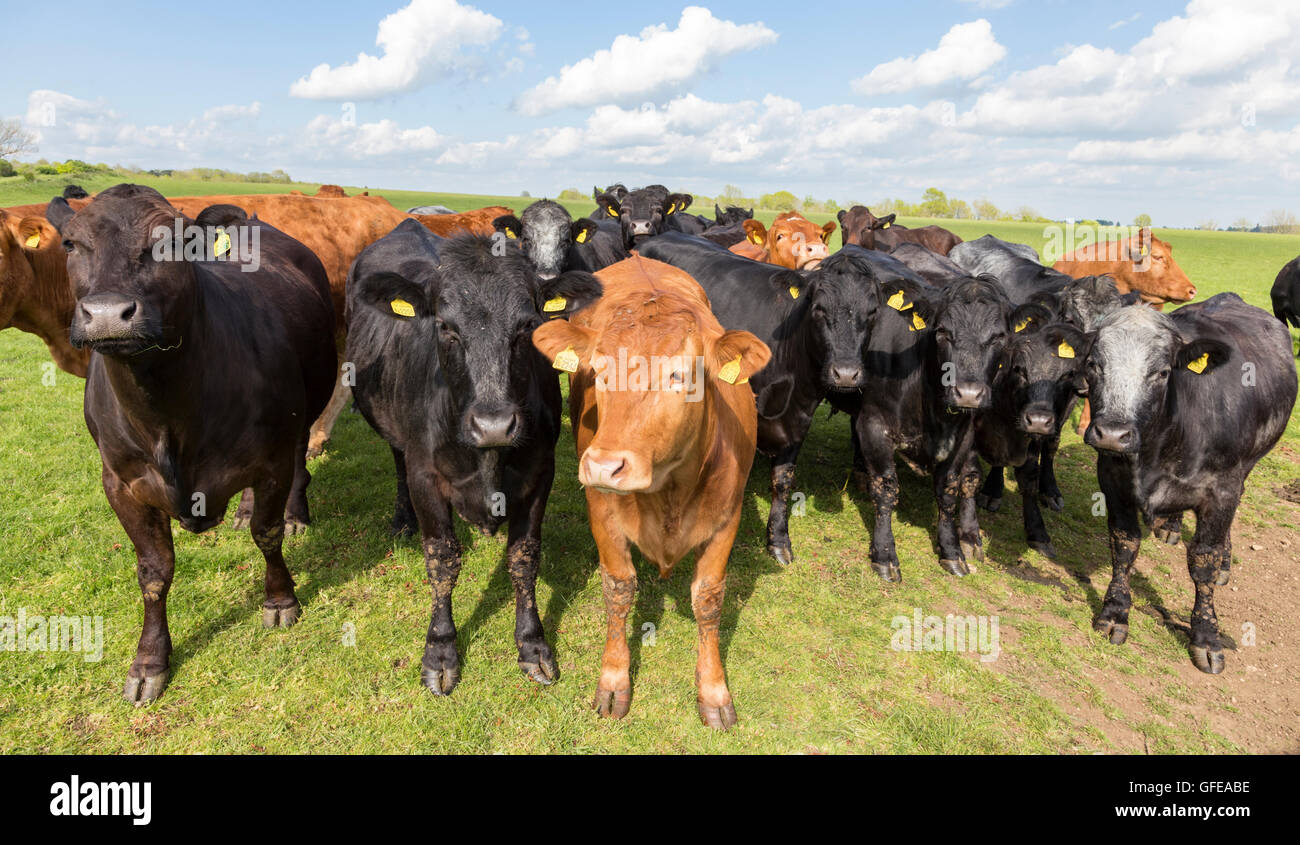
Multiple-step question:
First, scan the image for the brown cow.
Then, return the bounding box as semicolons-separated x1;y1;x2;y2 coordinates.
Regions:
1052;227;1196;309
532;255;770;729
0;208;89;375
838;205;963;255
412;206;512;238
728;212;836;270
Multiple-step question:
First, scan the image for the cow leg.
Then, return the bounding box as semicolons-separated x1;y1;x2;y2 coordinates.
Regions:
765;443;802;566
1094;456;1141;645
389;446;417;537
1076;398;1093;436
1037;434;1065;512
956;454;984;565
589;499;636;719
407;467;462;695
105;469;175;705
231;487;255;530
977;464;1005;512
1150;512;1184;547
693;512;740;730
283;428;313;535
1187;499;1237;673
306;357;350;458
860;420;902;582
849;421;871;493
252;469;301;629
507;472;557;686
1014;449;1056;559
934;449;972;577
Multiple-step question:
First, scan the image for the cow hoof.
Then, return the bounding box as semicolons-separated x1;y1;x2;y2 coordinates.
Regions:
592;686;631;719
1215;568;1231;587
1094;618;1128;645
1190;645;1225;674
697;700;738;730
283;518;309;537
977;494;1002;513
1040;493;1065;512
305;442;326;460
262;601;300;628
960;540;984;563
767;543;794;566
871;561;902;582
421;643;461;696
1155;527;1181;545
517;641;557;686
1028;541;1058;560
123;670;169;706
940;558;971;577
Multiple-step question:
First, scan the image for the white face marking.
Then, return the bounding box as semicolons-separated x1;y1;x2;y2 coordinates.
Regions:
1092;306;1177;422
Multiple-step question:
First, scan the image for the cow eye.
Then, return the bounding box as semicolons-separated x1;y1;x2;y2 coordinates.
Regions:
437;320;459;345
62;239;75;254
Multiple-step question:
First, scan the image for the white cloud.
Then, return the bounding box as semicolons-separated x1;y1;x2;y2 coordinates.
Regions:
289;0;503;100
852;20;1006;95
1108;13;1141;31
302;114;443;157
513;6;777;116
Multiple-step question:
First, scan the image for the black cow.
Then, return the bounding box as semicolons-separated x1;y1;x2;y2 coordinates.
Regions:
889;243;970;288
698;206;756;249
345;219;602;695
63;184;89;200
637;232;886;565
492;199;627;279
1083;294;1297;673
594;184;693;250
831;246;1013;580
61;184;336;704
1271;255;1300;352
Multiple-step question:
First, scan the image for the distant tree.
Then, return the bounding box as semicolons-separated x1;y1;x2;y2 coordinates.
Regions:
973;199;1000;220
1230;217;1253;231
949;199;971;219
824;198;839;213
1016;206;1042;222
558;188;585;200
759;190;799;212
521;190;531;198
920;187;951;218
0;119;36;159
720;184;746;201
0;159;14;178
1134;213;1152;228
1196;220;1217;231
1265;209;1299;233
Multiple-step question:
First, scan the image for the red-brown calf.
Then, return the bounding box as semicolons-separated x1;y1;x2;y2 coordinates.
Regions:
728;212;836;270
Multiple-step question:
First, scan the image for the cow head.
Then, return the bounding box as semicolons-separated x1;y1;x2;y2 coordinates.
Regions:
0;209;64;329
355;234;602;448
62;184;197;358
932;276;1014;411
592;183;628;205
1000;307;1089;436
838;206;895;249
714;204;753;226
532;282;769;493
493;200;598;281
595;184;692;249
800;250;887;391
1083;305;1228;453
1123;228;1197;304
741;213;836;271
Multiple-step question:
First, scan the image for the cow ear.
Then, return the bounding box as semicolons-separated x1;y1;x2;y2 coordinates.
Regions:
354;271;434;320
1118;291;1142;307
709;329;771;385
14;215;60;252
532;318;595;372
837;209;847;225
715;204;725;220
537;270;603;318
665;193;693;216
570;218;598;245
1010;302;1053;334
743;219;767;245
493;214;523;240
1175;337;1230;376
820;220;836;244
1043;323;1089;359
874;213;897;230
595;193;621;219
44;197;76;233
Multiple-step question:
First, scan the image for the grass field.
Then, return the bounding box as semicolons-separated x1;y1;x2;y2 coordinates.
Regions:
1;181;1298;753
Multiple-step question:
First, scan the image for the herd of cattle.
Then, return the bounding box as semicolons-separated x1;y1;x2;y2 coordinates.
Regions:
2;181;1298;729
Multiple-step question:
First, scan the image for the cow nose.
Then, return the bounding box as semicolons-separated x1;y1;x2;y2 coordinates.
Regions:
630;220;652;235
951;381;989;409
1086;420;1137;452
1022;409;1055;435
1185;285;1197;299
75;294;140;340
829;364;863;389
580;448;632;490
466;408;520;448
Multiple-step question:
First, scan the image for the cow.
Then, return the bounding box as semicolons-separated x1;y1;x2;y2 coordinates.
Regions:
1052;227;1196;309
345;219;602;695
889;242;971;289
407;204;457;214
1082;294;1297;673
838;205;963;254
729;212;836;271
0;206;89;376
826;246;1013;580
411;206;512;238
594;184;693;250
637;232;888;565
492;199;627;279
532;255;770;729
62;184;336;704
1271;255;1300;352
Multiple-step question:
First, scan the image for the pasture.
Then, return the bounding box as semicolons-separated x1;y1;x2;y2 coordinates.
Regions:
1;184;1298;753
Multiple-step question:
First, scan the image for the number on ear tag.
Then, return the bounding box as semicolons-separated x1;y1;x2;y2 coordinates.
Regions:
213;229;231;257
553;346;579;373
390;298;416;317
718;355;742;385
543;296;567;313
1186;352;1208;374
1057;341;1075;359
887;290;911;311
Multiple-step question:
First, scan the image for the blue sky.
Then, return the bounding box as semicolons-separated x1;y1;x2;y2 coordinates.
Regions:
5;0;1296;226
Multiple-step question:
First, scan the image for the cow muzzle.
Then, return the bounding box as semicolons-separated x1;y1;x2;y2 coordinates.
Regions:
947;381;990;410
1021;408;1056;436
579;447;652;492
71;294;147;350
1085;419;1138;453
827;362;864;391
465;405;522;448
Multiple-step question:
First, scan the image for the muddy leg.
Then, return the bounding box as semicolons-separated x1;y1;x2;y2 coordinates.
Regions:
507;468;557;686
1187;498;1237;673
306;355;350;458
693;510;740;729
390;445;417;537
977;464;1005;512
1038;434;1065;512
860;418;902;582
957;455;984;565
766;443;802;566
1015;447;1056;559
252;469;301;629
407;466;462;695
231;487;254;530
284;428;313;535
588;494;636;719
1094;455;1141;645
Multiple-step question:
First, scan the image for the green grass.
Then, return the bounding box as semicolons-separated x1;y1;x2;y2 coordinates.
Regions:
1;187;1297;753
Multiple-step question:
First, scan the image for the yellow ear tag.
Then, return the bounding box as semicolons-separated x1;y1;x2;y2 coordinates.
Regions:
882;221;891;229
1015;317;1032;332
24;232;40;249
911;312;927;331
1186;352;1209;374
887;290;911;311
607;206;619;218
390;298;416;317
1139;245;1148;256
574;229;588;244
543;296;567;313
718;355;742;385
666;203;676;215
788;285;800;300
505;229;518;239
553;346;579;373
748;231;763;245
213;229;231;257
1057;341;1075;359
